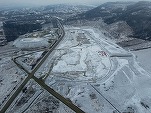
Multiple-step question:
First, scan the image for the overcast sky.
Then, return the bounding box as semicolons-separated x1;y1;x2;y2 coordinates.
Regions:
0;0;150;7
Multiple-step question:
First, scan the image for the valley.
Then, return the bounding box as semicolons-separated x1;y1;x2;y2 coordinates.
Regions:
1;1;151;113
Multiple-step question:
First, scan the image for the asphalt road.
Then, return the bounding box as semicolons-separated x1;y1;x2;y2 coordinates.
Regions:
0;18;84;113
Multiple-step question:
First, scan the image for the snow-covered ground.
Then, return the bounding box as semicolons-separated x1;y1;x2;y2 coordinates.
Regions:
43;27;151;113
4;26;151;113
132;48;151;74
13;38;49;49
6;80;75;113
0;57;26;110
15;51;45;72
48;28;113;81
13;29;58;50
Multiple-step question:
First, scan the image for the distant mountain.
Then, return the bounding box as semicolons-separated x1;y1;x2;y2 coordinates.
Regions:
0;4;94;44
3;21;42;42
41;4;94;14
66;1;151;40
66;2;134;21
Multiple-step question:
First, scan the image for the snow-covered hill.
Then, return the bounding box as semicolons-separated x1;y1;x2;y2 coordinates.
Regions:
33;26;151;113
66;1;151;48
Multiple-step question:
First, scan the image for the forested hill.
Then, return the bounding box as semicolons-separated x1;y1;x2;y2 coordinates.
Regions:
66;1;151;40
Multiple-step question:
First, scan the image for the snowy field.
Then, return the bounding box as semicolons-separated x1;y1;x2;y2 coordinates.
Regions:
44;27;151;113
132;48;151;74
15;51;45;72
5;26;151;113
6;80;75;113
0;57;26;110
13;38;49;49
48;28;112;81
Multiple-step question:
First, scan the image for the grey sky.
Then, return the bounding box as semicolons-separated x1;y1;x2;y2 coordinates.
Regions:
0;0;150;7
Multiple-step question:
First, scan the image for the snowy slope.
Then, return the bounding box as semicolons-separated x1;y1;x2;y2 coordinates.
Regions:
40;26;151;113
